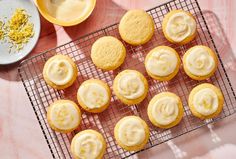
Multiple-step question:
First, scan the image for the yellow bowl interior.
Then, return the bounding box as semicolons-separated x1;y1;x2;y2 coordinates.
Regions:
36;0;96;26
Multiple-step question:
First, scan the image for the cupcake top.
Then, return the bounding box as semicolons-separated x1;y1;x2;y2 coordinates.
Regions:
183;45;218;80
147;92;183;128
192;87;218;115
164;10;196;43
78;81;109;109
77;79;111;113
119;9;155;45
118;117;145;146
91;36;126;71
117;71;145;99
185;46;216;76
47;100;81;132
162;10;197;45
71;129;106;159
44;55;75;85
114;116;149;151
113;70;148;105
150;95;178;125
43;54;78;89
145;46;180;80
188;83;224;119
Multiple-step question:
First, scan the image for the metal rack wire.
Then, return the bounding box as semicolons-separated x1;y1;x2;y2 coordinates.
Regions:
18;0;236;158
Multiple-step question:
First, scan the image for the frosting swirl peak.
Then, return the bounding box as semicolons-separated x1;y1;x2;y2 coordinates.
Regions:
166;12;196;42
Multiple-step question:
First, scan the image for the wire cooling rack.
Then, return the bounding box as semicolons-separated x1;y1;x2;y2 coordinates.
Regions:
18;0;236;158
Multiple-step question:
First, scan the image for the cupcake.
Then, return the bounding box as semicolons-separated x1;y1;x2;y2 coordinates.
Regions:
77;79;111;113
43;54;78;90
91;36;126;71
119;9;155;45
113;70;148;105
114;116;150;151
162;10;197;45
188;83;224;119
147;92;184;129
183;45;218;80
71;129;106;159
47;100;81;133
145;46;181;81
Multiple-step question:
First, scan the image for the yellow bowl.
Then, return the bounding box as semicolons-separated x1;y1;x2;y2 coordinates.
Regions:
36;0;96;26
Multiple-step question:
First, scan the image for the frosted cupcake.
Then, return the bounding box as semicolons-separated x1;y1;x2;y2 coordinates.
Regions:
183;45;218;80
188;83;224;119
147;92;184;128
162;10;197;45
113;70;148;105
145;46;180;81
114;116;150;151
43;54;78;90
47;100;81;133
77;79;111;113
71;129;106;159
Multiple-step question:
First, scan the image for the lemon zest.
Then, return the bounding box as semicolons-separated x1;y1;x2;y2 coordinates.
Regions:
0;8;34;53
0;21;4;40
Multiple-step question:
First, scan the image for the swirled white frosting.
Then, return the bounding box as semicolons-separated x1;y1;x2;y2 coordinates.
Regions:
50;102;80;130
166;12;196;42
46;58;74;85
78;83;109;109
118;118;145;146
150;96;179;125
117;72;145;99
146;49;178;76
73;133;103;159
193;88;218;115
186;47;215;76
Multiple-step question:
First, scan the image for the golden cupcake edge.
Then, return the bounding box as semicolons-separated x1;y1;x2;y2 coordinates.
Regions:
71;129;106;159
47;100;81;133
114;116;150;151
188;83;224;119
144;46;181;81
147;92;184;129
119;9;155;45
113;69;149;105
91;36;126;71
77;79;111;113
43;54;78;90
183;45;218;80
162;9;197;45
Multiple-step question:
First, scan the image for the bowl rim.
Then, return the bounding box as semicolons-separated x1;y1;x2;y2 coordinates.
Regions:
36;0;96;26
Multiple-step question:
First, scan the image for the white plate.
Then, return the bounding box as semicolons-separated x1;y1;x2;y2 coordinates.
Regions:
0;0;40;65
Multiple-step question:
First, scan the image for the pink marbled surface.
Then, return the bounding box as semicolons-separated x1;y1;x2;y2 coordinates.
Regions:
0;0;236;159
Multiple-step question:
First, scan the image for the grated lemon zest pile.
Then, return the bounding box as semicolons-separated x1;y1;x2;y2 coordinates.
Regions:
0;21;4;40
0;8;34;53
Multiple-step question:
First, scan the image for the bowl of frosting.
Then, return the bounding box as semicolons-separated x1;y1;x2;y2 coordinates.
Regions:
36;0;96;26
